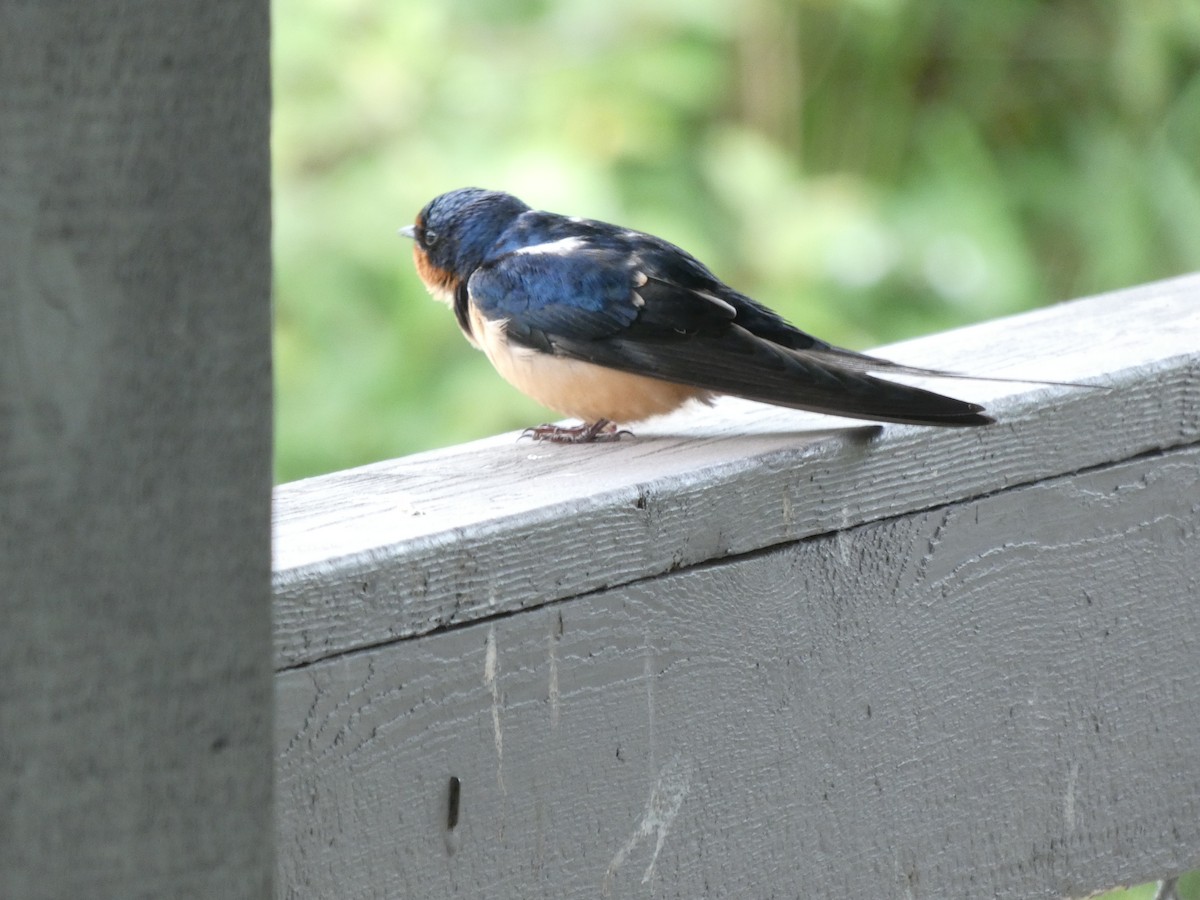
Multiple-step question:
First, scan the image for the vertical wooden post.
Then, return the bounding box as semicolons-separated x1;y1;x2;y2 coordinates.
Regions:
0;4;273;898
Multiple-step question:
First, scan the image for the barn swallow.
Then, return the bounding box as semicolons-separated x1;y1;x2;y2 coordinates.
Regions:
400;187;996;442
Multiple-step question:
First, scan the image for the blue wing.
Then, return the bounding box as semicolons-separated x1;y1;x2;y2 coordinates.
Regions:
468;236;738;348
467;223;992;426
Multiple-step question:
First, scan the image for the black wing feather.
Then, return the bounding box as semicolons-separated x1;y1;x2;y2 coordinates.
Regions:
471;229;994;427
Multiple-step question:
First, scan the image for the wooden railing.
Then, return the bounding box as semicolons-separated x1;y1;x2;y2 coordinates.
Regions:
273;276;1200;898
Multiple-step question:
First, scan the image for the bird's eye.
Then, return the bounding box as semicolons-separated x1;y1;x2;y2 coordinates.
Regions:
423;228;440;247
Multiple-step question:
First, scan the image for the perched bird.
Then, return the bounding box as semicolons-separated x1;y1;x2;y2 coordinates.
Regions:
400;187;995;443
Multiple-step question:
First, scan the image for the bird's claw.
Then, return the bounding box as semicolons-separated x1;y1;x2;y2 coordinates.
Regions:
520;419;634;444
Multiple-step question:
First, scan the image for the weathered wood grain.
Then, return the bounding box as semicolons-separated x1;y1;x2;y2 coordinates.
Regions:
273;275;1200;669
0;6;273;899
276;441;1200;899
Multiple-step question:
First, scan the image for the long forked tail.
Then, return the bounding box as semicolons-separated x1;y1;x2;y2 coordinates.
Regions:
679;326;998;427
741;364;996;427
580;326;998;427
803;346;1100;390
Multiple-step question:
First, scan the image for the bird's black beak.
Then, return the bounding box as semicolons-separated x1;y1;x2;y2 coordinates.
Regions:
398;224;416;239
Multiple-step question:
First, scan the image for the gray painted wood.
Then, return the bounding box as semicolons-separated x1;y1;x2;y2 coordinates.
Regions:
276;442;1200;899
1;5;273;899
274;275;1200;670
274;276;1200;898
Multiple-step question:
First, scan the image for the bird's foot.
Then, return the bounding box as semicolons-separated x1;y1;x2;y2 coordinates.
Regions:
521;418;633;444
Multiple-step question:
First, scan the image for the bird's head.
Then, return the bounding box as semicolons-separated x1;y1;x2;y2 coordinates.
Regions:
400;188;530;302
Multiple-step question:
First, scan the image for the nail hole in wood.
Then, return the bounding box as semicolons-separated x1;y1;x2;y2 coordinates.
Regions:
447;776;461;830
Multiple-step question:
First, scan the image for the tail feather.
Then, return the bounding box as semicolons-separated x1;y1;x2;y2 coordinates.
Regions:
559;324;996;428
803;347;1098;390
729;357;995;427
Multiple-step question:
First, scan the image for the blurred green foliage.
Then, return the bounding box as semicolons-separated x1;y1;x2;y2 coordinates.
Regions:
274;0;1200;482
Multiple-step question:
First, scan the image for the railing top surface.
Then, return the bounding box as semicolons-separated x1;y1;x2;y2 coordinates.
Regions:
273;274;1200;669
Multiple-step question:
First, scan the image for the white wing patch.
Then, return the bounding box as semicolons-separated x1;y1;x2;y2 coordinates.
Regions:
511;236;588;257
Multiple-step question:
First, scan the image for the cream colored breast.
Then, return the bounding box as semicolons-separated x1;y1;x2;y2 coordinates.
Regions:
468;306;709;424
